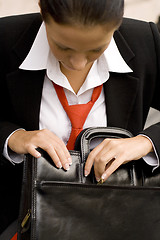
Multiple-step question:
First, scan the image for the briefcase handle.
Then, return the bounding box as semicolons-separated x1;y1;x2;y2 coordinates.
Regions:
75;127;133;163
75;127;160;187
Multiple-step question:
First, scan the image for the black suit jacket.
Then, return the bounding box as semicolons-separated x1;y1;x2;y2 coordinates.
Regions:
0;13;160;232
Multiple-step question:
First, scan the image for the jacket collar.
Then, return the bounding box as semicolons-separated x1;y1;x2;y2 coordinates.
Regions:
12;15;135;68
103;73;139;134
104;29;139;134
11;13;42;69
114;28;135;64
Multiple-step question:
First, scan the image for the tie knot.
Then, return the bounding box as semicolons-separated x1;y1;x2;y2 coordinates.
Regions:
52;82;102;149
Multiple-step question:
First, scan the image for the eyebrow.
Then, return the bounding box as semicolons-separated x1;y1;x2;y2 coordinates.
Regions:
55;41;108;51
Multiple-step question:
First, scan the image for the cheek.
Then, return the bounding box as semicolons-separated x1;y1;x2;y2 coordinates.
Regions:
50;47;65;61
87;52;104;62
47;40;66;61
87;43;110;62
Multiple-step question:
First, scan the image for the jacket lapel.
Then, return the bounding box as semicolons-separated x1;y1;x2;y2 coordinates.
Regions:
104;29;139;133
104;73;139;132
6;69;45;130
11;13;42;69
6;14;44;130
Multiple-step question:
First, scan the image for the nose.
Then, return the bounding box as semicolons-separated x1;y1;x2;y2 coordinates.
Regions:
69;54;88;71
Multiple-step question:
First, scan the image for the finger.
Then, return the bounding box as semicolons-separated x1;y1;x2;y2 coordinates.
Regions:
42;142;70;170
101;157;123;182
53;144;72;171
51;135;72;165
105;158;115;171
59;141;72;165
53;138;72;169
84;143;105;177
27;145;42;158
29;143;63;169
93;151;118;181
46;144;64;168
35;132;72;170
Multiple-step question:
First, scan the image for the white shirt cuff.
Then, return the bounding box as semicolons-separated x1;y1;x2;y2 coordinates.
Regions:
140;134;159;171
3;129;25;164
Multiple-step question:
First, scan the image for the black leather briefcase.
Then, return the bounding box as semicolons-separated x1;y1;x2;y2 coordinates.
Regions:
18;127;160;240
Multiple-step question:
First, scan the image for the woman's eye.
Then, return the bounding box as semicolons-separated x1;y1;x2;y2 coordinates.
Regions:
92;48;102;53
57;45;70;51
56;44;103;53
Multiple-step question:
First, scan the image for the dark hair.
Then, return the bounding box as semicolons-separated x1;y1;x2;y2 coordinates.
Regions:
40;0;124;27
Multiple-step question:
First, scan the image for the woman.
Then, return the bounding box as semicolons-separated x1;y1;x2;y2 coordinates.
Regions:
0;0;160;236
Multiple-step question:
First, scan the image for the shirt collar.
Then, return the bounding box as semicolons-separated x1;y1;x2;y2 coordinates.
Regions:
20;22;50;70
19;22;133;94
20;22;132;72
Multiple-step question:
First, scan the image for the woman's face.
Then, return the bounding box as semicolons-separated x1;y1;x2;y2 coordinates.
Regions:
45;17;117;71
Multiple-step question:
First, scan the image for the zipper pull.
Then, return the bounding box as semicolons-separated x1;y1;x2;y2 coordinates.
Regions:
21;209;31;228
97;178;104;185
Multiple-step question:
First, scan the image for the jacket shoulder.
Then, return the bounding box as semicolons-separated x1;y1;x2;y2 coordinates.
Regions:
0;13;42;31
0;13;42;51
117;17;160;52
119;17;158;37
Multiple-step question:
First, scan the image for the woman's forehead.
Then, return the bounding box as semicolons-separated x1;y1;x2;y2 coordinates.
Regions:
45;19;116;51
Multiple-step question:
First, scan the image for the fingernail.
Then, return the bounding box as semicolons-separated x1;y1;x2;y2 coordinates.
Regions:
101;173;107;180
96;177;100;182
36;153;41;158
64;163;70;171
57;162;62;169
68;157;72;166
84;170;89;177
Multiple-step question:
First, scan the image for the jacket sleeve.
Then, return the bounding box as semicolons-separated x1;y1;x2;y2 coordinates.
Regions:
141;22;160;159
0;15;37;158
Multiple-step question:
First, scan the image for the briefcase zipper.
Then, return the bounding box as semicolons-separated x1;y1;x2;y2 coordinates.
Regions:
21;209;31;228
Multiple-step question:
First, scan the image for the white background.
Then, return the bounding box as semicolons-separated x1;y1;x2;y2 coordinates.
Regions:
0;0;160;22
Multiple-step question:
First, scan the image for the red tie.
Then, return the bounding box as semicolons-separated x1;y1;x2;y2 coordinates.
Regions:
53;82;103;150
11;233;17;240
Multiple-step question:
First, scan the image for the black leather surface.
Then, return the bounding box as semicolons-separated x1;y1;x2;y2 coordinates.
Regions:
34;183;160;240
18;127;160;240
36;150;82;183
34;148;139;186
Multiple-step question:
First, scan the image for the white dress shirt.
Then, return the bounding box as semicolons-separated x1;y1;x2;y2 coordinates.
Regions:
3;23;158;168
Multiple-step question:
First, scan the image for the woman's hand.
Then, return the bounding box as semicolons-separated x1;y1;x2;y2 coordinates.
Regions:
84;135;153;182
8;129;72;170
